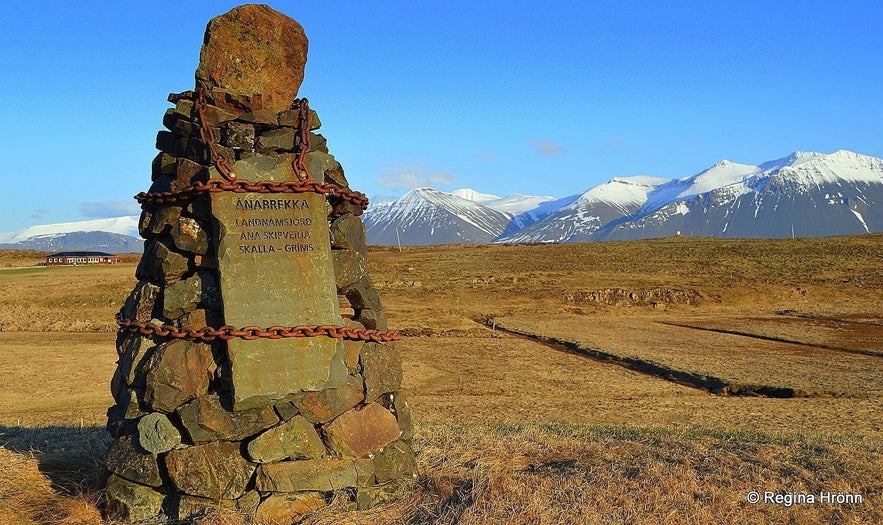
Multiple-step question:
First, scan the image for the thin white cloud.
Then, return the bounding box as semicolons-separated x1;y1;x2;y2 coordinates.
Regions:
79;200;141;218
376;163;457;190
532;139;568;158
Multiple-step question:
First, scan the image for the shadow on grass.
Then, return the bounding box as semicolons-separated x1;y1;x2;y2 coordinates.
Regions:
0;424;112;494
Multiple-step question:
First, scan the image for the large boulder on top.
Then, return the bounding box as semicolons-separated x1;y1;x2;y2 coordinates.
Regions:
196;4;309;114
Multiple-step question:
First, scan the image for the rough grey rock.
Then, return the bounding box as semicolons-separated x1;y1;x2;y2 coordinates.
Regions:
256;459;374;493
361;343;403;402
165;441;255;499
105;434;164;487
330;213;368;257
105;474;166;522
246;415;326;463
373;440;419;483
171;216;210;255
177;394;279;443
256;127;296;151
136;237;192;284
223;121;256;150
137;412;182;454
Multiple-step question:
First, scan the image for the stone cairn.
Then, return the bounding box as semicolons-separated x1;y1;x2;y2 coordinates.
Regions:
104;5;416;523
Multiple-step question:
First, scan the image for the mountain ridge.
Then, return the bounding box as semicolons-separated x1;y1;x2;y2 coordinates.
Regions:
368;150;883;245
3;150;881;250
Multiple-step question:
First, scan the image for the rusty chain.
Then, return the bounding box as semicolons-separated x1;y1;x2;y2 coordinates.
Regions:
195;86;237;181
129;92;388;344
135;178;369;209
116;313;400;344
291;98;311;182
142;92;369;209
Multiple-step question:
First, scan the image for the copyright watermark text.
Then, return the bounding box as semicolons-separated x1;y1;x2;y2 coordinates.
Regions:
746;490;864;506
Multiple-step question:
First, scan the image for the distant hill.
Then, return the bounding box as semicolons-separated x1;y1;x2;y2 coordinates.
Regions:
365;150;883;245
0;216;143;253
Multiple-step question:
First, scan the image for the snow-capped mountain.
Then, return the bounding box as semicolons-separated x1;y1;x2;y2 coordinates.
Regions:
366;150;883;245
503;150;883;243
0;216;143;252
499;176;668;243
5;150;881;251
363;188;513;245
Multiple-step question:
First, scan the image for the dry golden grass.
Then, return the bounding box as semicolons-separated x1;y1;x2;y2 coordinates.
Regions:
1;236;883;523
2;423;879;525
0;265;134;332
0;249;47;268
0;333;117;426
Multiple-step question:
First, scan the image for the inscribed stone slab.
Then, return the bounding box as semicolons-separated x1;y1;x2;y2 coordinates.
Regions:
211;155;346;410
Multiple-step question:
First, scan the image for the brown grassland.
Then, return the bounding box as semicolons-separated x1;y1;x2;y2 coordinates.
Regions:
0;235;881;524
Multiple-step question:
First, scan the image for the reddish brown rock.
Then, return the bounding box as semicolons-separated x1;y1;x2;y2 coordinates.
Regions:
165;441;255;499
295;374;365;424
170;157;206;191
196;4;308;114
323;403;401;458
144;340;214;413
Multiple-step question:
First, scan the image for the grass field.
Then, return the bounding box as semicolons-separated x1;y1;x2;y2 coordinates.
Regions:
0;236;881;524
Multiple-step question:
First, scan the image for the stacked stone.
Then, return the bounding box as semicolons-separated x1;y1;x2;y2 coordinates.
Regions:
104;5;416;523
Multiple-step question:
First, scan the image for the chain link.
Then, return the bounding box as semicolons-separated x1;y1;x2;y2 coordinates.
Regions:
115;313;401;344
196;86;237;181
291;98;312;182
144;91;368;209
135;178;369;209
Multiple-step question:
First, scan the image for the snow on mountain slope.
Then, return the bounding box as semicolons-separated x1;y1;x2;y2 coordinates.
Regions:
0;216;140;243
498;176;667;243
600;150;883;241
451;188;502;203
760;150;883;187
640;161;759;215
585;176;670;212
364;188;512;245
483;193;556;216
497;194;581;236
499;150;883;243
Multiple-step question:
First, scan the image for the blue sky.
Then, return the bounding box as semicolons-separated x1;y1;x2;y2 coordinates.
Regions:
1;1;881;231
